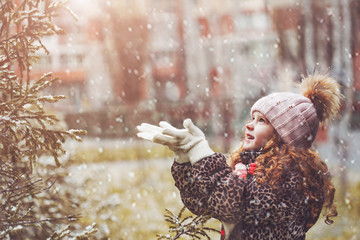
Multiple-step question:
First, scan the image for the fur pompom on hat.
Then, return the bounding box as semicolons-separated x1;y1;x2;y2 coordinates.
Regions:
299;74;342;124
251;74;343;148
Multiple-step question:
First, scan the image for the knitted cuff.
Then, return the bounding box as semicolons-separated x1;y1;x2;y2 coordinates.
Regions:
188;140;214;165
174;151;190;164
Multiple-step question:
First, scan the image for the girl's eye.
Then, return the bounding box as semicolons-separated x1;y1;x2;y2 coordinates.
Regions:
259;118;265;123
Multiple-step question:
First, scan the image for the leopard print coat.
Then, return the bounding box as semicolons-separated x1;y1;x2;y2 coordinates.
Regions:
171;153;323;240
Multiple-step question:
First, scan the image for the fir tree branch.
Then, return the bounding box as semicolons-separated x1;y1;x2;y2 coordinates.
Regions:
0;214;81;227
0;0;98;238
157;206;220;240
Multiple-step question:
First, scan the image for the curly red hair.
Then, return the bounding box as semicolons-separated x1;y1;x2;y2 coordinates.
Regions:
229;133;337;230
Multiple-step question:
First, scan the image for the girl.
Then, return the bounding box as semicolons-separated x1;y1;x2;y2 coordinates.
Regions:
136;74;341;240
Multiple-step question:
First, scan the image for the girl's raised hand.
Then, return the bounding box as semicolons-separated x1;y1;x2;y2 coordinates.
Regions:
136;119;214;164
136;121;190;163
158;119;214;164
136;123;165;141
156;120;204;151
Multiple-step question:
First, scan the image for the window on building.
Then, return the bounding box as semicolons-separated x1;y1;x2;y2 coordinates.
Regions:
234;14;251;32
60;54;68;67
77;54;85;66
235;11;269;32
198;17;210;37
252;12;269;30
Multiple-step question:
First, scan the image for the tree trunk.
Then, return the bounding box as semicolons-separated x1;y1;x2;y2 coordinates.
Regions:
303;0;316;71
331;0;354;204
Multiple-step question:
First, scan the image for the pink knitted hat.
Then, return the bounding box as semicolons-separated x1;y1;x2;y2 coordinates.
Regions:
251;74;343;148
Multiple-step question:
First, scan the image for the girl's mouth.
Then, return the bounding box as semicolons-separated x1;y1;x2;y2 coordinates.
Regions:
246;134;254;140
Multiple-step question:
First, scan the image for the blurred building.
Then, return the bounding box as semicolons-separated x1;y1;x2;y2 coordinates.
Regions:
32;0;113;114
267;0;360;130
146;0;277;147
147;0;276;103
30;0;360;139
30;0;277;140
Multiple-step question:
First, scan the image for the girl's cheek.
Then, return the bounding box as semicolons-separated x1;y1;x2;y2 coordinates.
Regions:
256;136;269;148
260;137;268;145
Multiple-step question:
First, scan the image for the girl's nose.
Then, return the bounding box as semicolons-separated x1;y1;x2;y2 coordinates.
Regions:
246;122;254;130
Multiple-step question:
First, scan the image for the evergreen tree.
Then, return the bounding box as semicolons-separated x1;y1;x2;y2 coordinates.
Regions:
0;0;95;238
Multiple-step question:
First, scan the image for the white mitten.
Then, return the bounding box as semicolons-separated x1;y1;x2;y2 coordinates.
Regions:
136;123;164;141
154;119;214;165
136;122;189;163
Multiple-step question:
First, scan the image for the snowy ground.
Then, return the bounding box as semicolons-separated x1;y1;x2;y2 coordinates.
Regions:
66;157;221;239
63;126;360;239
66;157;359;240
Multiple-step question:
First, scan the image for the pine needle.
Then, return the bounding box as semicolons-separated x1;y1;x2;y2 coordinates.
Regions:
156;206;220;240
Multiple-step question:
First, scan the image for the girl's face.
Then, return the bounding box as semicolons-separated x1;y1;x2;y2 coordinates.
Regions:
243;111;275;151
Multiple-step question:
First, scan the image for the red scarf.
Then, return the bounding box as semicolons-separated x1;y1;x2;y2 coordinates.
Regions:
234;151;261;179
